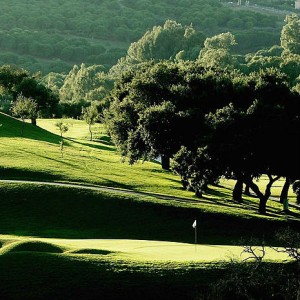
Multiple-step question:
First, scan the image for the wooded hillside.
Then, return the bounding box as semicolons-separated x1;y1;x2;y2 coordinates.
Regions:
0;0;287;73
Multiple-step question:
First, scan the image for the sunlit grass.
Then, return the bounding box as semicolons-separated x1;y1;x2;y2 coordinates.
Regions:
0;235;289;263
0;113;297;210
0;114;189;197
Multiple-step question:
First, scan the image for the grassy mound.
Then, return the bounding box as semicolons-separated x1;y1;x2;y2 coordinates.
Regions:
69;248;115;255
0;240;65;255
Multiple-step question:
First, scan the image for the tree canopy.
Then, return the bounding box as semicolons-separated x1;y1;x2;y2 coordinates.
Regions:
105;61;300;214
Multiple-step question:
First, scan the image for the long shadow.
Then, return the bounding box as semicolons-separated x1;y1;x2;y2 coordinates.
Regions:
0;113;60;145
0;167;64;181
205;187;232;199
65;138;116;152
19;148;77;168
98;135;114;145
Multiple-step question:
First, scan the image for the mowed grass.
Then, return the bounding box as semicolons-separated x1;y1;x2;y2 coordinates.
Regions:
1;182;292;300
0;113;297;205
0;114;299;299
1;182;299;245
0;113;193;197
0;182;297;300
0;239;224;300
0;236;289;263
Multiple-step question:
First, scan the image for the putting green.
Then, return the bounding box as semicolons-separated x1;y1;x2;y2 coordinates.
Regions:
0;235;289;262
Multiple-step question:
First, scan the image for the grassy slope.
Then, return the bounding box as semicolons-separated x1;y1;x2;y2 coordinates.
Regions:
1;182;299;245
0;113;297;213
0;113;299;299
0;114;190;197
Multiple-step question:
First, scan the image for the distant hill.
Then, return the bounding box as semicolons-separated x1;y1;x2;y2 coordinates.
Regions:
0;0;291;74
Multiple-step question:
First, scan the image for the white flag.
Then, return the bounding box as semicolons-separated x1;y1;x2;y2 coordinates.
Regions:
192;220;197;228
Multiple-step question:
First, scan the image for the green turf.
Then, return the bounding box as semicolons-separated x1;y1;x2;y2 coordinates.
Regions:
0;236;289;262
0;235;293;300
0;113;297;204
0;113;194;197
0;113;299;299
0;182;299;245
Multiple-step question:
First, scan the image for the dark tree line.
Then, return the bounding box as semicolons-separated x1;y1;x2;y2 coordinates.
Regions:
0;65;59;122
104;61;300;214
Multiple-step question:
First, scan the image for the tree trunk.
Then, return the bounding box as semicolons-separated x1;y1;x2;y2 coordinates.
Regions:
89;124;92;141
181;176;189;190
233;179;243;202
244;184;251;195
21;118;24;137
245;174;280;214
248;181;267;214
244;175;254;196
161;155;170;170
258;196;268;214
31;118;37;126
244;184;251;196
280;177;291;204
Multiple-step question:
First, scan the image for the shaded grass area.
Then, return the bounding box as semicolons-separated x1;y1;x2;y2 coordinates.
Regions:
0;251;222;300
0;112;298;299
0;235;294;300
1;183;299;245
0;113;59;144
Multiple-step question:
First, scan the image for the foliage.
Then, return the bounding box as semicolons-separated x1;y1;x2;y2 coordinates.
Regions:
209;228;300;299
0;65;59;117
0;0;283;73
198;32;237;68
11;95;37;136
108;61;300;211
57;63;113;117
81;103;99;141
281;14;300;55
209;261;300;300
105;61;245;168
273;227;300;263
55;119;69;138
124;20;205;63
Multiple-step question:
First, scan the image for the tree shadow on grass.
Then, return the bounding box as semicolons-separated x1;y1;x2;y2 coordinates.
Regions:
19;149;79;168
205;187;232;200
0;113;60;144
98;135;114;145
0;167;64;181
66;138;116;152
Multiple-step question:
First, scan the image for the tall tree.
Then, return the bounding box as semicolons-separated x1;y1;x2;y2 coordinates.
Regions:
82;103;99;141
281;14;300;55
105;61;236;170
11;94;37;136
0;65;59;123
206;69;300;213
198;32;237;69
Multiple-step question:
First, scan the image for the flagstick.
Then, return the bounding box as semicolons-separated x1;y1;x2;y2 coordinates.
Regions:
194;222;197;253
